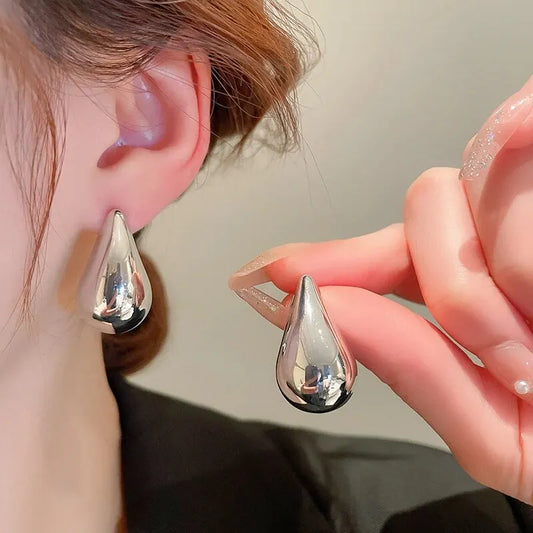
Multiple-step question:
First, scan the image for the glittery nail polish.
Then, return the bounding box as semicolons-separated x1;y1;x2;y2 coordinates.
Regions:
228;243;311;291
461;94;533;182
234;287;289;329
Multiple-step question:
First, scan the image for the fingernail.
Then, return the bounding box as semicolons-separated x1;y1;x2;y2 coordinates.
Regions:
228;243;311;291
478;341;533;397
460;77;533;182
234;287;290;329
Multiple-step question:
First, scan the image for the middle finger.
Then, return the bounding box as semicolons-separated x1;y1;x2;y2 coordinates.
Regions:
461;76;533;323
404;166;533;402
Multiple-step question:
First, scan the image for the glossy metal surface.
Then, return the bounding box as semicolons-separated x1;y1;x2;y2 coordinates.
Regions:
78;210;152;334
276;275;356;413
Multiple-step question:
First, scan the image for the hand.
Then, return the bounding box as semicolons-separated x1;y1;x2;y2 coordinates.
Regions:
229;77;533;504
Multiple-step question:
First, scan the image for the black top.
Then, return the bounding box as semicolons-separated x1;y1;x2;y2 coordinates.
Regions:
108;374;533;532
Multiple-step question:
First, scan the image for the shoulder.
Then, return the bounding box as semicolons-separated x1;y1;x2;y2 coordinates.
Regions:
110;374;334;532
109;375;525;533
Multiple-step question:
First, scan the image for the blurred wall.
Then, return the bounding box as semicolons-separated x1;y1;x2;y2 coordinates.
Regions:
131;0;533;450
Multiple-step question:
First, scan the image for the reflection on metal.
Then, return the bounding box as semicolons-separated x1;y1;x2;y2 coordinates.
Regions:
78;210;152;334
276;275;356;413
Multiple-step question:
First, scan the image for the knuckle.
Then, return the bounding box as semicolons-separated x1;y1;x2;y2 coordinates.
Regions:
427;275;474;320
405;167;458;211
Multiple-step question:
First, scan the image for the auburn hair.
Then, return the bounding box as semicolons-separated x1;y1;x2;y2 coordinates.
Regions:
1;0;316;374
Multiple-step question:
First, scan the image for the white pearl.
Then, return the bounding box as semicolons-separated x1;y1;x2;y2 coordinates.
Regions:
514;380;531;395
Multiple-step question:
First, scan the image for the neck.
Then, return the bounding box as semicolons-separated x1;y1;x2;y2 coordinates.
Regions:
0;313;123;532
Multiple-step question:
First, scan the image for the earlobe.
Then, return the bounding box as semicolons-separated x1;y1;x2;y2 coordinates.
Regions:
95;51;212;232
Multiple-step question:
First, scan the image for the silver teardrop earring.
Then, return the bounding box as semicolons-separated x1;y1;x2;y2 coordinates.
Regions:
276;275;356;413
77;209;153;334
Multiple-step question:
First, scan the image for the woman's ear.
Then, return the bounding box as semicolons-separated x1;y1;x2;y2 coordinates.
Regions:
95;50;212;232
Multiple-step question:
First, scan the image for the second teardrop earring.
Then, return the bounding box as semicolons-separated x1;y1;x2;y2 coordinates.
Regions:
77;209;153;334
276;275;356;413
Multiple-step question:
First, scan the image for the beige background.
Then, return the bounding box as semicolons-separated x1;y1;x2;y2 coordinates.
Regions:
131;0;532;451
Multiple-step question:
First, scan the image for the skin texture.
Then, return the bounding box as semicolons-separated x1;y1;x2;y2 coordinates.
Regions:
229;78;533;504
0;33;212;533
3;8;533;532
